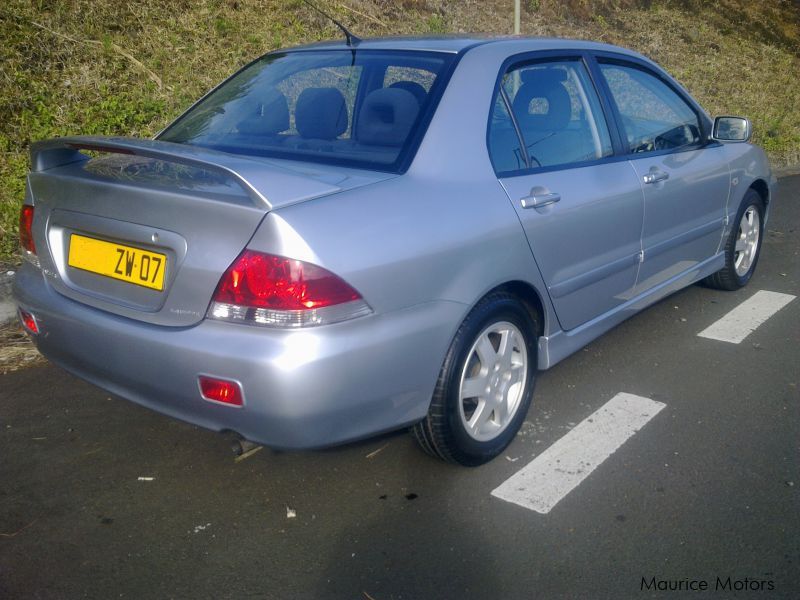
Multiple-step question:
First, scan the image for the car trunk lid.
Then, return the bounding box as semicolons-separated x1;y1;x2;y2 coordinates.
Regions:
28;136;390;326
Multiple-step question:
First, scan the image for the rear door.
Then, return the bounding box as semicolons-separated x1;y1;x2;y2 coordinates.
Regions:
491;56;644;332
595;57;730;293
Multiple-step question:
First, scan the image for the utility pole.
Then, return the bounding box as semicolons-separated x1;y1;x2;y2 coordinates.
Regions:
514;0;521;34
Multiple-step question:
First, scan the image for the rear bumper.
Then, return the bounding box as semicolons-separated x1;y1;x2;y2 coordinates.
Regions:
13;265;463;449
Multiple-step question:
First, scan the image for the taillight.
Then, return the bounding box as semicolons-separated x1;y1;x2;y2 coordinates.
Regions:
19;205;36;255
198;376;244;407
208;250;371;327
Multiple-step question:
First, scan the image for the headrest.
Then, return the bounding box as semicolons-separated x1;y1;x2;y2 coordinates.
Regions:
295;87;348;140
520;68;568;85
512;69;572;131
358;88;420;147
388;81;427;106
236;90;290;135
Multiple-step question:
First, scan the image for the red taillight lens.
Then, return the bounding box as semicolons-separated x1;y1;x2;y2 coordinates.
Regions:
18;308;39;335
198;376;244;407
213;251;361;310
208;251;371;328
19;205;36;255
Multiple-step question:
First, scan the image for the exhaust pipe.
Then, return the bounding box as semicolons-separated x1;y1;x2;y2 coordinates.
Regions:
232;438;261;457
224;431;261;457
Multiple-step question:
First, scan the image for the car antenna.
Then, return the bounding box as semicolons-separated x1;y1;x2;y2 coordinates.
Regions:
301;0;361;47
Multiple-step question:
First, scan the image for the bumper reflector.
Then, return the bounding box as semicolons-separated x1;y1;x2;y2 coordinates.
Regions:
198;376;244;407
19;308;39;335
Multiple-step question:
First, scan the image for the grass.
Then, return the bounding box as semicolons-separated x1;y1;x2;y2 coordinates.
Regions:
1;0;799;262
0;320;44;373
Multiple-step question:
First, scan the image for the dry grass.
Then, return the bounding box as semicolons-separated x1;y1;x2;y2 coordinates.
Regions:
1;0;799;261
0;321;43;374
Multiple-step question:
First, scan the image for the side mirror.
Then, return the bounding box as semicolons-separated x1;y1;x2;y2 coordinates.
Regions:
712;116;751;143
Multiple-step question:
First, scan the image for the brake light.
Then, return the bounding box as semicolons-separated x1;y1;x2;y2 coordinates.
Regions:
19;205;35;255
198;376;244;407
208;251;371;327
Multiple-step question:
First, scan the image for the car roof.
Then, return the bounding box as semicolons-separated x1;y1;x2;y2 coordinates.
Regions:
283;35;643;58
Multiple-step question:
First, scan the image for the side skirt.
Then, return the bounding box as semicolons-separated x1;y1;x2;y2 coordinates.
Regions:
537;253;725;369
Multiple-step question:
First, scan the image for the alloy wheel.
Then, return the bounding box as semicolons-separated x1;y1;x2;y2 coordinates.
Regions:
734;206;761;277
458;321;528;442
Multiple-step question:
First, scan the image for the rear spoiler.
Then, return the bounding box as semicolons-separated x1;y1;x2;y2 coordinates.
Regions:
29;136;343;210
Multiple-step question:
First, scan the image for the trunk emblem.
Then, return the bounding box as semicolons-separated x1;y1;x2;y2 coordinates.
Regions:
151;233;159;243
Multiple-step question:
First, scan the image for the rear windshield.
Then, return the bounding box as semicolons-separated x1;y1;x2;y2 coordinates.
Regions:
159;49;455;173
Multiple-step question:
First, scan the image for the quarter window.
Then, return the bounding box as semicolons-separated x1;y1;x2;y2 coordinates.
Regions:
599;62;701;154
488;59;613;173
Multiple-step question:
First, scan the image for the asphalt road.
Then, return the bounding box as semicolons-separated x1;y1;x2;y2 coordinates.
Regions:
2;177;799;600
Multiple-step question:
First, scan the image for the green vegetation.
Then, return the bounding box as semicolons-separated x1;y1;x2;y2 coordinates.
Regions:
2;0;799;260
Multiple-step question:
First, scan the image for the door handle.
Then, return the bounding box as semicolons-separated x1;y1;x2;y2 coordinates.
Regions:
520;188;561;209
643;169;669;184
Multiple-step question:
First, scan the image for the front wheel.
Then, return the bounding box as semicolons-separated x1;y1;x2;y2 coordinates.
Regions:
704;188;765;290
412;292;538;466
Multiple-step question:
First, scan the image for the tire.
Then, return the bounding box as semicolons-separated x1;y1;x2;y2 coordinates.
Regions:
704;188;765;291
412;292;538;466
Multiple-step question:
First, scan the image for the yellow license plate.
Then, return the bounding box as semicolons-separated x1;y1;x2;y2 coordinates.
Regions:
68;234;167;291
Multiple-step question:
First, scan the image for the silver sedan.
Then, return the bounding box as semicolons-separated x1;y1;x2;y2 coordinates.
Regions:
14;36;775;465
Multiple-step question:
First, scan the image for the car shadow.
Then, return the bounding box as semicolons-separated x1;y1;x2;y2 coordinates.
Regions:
314;442;503;599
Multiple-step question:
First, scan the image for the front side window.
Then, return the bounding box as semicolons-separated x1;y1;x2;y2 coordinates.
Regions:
489;59;613;173
599;62;701;154
159;50;454;172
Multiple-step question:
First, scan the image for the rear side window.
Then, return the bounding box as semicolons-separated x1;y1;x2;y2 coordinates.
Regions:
488;93;527;172
489;59;613;173
159;50;454;173
598;62;701;154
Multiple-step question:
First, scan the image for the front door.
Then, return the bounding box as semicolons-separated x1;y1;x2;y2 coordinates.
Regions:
596;60;730;293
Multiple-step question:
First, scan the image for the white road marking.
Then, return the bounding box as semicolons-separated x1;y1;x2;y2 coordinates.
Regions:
491;393;665;514
698;290;796;344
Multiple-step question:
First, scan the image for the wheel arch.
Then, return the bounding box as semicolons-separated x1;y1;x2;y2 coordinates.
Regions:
749;178;770;208
481;279;547;338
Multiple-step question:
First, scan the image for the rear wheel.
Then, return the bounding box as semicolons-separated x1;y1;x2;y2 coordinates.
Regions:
412;292;538;466
704;188;765;290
